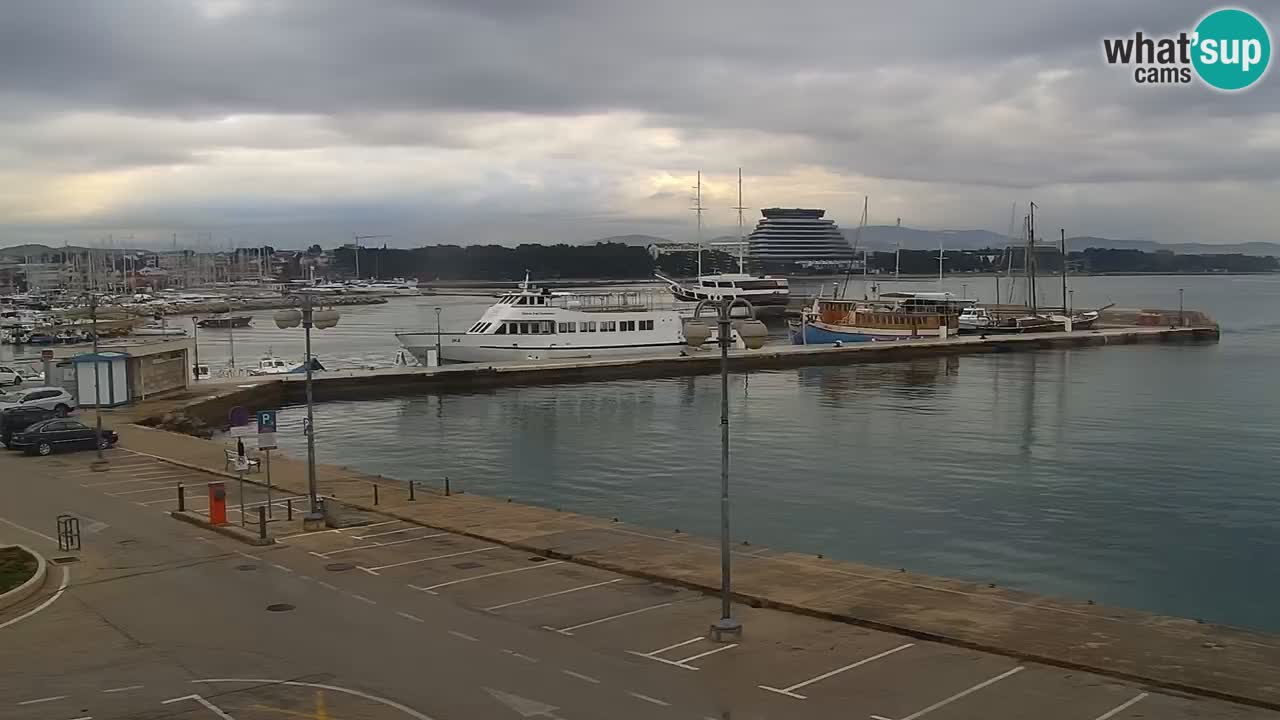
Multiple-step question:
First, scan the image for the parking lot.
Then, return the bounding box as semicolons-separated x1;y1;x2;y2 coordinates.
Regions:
274;517;1276;719
32;448;1280;720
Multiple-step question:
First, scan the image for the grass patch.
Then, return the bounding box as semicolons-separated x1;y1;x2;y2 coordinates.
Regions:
0;546;38;593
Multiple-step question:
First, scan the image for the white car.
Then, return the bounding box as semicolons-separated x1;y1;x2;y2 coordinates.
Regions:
0;365;26;386
0;386;76;416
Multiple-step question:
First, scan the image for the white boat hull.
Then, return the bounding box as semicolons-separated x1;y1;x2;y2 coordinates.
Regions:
396;333;687;364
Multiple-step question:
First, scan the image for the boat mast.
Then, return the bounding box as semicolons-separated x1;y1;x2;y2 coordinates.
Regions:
733;168;747;274
692;171;704;278
840;195;868;298
1028;201;1038;315
1060;227;1068;313
895;217;901;279
937;238;944;287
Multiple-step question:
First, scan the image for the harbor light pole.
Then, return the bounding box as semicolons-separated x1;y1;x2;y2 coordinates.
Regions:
1178;288;1185;327
434;307;442;364
687;297;767;641
89;291;106;466
191;317;201;381
274;295;340;529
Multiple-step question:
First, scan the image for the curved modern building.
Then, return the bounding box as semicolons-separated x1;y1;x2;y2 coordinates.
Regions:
747;208;853;270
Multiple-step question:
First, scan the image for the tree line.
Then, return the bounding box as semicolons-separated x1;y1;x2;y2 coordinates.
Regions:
315;243;1276;281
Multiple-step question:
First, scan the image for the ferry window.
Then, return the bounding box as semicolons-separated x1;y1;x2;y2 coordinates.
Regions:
565;323;575;333
529;323;542;334
557;322;568;332
601;321;616;332
579;322;590;332
587;321;596;332
495;324;507;334
641;320;654;330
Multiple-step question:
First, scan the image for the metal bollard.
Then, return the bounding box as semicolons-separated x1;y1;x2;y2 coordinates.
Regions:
409;481;415;501
444;475;450;497
373;483;379;505
258;507;267;540
287;499;293;521
177;484;185;512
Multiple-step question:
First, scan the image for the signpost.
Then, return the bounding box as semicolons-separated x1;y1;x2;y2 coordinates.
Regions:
257;410;278;517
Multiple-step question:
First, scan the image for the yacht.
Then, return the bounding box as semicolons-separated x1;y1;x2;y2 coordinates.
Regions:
249;356;300;375
395;277;690;364
656;272;791;312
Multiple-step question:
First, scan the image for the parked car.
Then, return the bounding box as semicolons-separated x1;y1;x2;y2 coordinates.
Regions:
0;406;58;447
0;386;76;416
0;365;24;386
7;419;117;456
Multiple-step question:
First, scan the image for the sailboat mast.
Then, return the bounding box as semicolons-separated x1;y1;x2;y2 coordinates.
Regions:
938;239;944;287
1028;202;1038;314
734;168;747;273
693;171;704;278
1060;227;1068;313
895;217;901;279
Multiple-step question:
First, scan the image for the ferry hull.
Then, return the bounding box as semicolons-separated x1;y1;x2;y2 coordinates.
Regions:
396;333;688;364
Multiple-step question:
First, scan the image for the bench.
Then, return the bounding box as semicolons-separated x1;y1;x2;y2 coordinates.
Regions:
223;448;261;473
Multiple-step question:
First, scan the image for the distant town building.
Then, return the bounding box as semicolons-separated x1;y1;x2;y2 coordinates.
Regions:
747;208;854;271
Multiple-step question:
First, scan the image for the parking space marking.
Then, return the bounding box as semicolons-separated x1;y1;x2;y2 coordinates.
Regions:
106;484;192;496
1092;692;1149;720
101;685;145;694
760;643;914;699
365;546;498;572
161;694;235;720
674;643;737;666
352;526;419;539
81;475;180;488
350;594;377;605
627;692;670;707
562;670;600;685
449;630;480;642
277;528;342;540
411;561;565;594
870;666;1024;720
502;649;539;663
318;531;449;557
544;600;675;635
17;695;66;705
344;519;400;531
397;611;425;623
636;636;704;657
484;578;623;612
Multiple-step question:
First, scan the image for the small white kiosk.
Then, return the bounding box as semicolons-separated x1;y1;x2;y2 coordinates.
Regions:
72;351;130;408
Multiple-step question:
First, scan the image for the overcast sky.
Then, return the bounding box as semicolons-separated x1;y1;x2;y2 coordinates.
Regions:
1;0;1276;249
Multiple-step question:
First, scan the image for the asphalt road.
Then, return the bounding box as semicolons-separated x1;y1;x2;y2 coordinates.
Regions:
2;447;1277;720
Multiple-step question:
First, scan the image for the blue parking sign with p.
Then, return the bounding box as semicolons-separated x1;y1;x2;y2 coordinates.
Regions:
256;410;277;433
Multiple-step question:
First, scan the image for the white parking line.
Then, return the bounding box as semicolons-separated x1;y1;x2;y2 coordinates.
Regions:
562;670;600;684
870;666;1024;720
352;526;418;539
449;630;479;642
17;695;66;705
350;594;377;605
277;528;342;540
501;649;538;663
637;636;703;657
484;578;622;612
760;643;914;699
673;643;737;666
365;546;498;572
161;694;235;720
1092;692;1149;720
81;475;179;488
101;685;145;694
106;485;188;496
343;519;400;532
411;561;564;594
318;532;449;557
544;600;674;635
627;692;669;707
397;611;425;623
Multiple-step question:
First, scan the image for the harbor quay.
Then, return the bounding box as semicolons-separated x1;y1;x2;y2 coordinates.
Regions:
69;417;1280;717
51;307;1280;716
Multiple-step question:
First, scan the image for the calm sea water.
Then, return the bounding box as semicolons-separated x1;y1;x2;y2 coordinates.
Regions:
9;276;1277;631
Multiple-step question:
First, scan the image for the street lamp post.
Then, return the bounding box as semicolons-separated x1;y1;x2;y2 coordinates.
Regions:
191;317;201;381
434;307;442;364
89;291;106;467
686;297;767;641
275;295;340;530
1178;288;1185;327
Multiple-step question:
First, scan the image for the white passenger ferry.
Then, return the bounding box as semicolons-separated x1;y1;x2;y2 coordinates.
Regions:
395;278;690;364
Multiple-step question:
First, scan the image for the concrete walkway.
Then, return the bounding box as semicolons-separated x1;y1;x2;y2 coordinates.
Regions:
115;423;1280;711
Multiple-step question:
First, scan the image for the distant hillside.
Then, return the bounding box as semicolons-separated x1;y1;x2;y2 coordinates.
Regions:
586;227;1280;256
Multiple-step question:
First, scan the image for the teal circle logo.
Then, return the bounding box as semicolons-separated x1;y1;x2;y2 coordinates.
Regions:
1192;8;1271;91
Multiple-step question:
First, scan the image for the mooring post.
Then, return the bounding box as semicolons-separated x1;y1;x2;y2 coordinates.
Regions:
409;481;416;501
373;483;379;505
258;507;267;540
287;499;293;521
444;475;451;497
177;484;185;512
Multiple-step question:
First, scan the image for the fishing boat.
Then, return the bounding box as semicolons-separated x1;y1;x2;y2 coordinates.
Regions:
133;316;187;337
395;275;691;364
247;356;315;375
197;315;252;329
789;294;959;345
